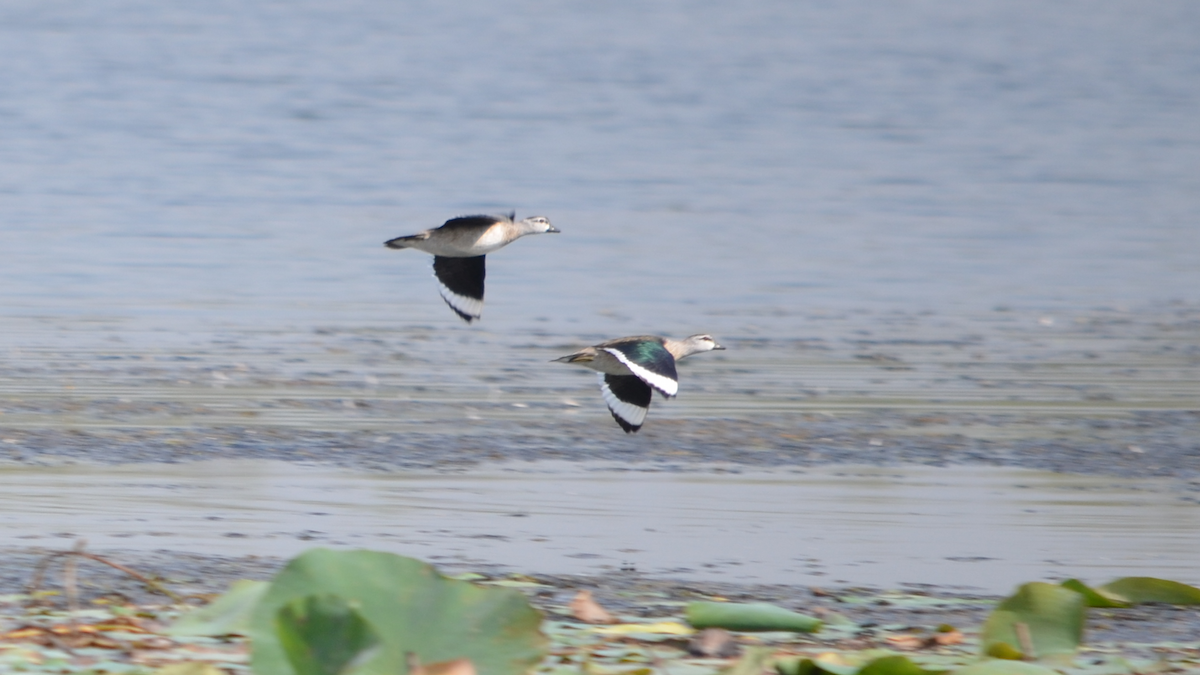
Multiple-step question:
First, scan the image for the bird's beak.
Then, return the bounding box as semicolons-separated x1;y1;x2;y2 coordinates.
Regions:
713;342;726;350
547;225;561;233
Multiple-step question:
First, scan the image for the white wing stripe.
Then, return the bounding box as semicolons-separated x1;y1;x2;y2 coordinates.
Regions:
602;348;678;397
436;279;484;320
598;373;648;428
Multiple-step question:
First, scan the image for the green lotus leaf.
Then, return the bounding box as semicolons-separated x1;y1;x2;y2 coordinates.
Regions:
857;655;946;674
1097;577;1200;605
774;656;820;675
685;601;822;633
249;549;547;675
168;579;271;637
275;594;381;675
980;582;1084;660
1059;580;1129;608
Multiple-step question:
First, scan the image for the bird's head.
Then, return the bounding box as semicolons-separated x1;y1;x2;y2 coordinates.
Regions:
521;216;560;234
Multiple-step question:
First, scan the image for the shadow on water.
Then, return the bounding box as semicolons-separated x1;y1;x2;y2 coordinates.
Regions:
1;459;1195;593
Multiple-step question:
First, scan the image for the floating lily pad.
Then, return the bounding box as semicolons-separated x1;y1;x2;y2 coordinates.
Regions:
685;601;822;633
980;583;1083;661
857;655;946;675
774;657;821;675
1059;580;1129;609
169;580;270;637
1097;577;1200;605
249;549;547;675
275;594;381;675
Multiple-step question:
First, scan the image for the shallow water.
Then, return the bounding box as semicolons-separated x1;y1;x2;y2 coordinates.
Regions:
1;460;1195;593
1;2;1199;591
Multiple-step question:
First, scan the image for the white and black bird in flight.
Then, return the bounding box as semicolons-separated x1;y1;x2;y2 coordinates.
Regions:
385;212;559;322
554;334;724;433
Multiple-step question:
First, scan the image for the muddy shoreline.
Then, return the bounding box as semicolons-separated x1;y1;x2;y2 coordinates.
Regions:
0;407;1196;651
1;307;1197;654
2;409;1198;481
4;545;1198;662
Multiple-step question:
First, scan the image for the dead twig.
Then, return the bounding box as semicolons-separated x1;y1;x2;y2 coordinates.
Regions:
42;629;79;657
26;541;182;604
64;539;84;629
1014;622;1035;660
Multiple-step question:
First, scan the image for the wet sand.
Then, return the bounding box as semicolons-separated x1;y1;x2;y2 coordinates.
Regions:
1;304;1196;478
0;305;1196;596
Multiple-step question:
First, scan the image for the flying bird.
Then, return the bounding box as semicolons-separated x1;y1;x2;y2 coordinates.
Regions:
554;334;724;433
385;212;559;322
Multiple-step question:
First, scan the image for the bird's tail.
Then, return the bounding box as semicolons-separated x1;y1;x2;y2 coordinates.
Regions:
384;232;429;249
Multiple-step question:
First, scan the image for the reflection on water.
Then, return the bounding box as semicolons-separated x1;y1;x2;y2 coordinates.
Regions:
0;460;1194;592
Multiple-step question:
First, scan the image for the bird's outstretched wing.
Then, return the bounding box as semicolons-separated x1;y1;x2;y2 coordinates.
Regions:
601;341;679;397
599;374;652;433
432;255;486;322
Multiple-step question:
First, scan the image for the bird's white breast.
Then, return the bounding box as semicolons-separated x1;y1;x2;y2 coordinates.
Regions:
468;225;511;254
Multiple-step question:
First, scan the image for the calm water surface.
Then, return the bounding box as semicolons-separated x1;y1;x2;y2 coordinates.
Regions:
1;460;1196;592
1;1;1198;334
1;2;1198;588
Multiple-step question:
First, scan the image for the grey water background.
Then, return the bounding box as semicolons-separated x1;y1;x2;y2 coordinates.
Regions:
1;1;1199;588
2;0;1198;334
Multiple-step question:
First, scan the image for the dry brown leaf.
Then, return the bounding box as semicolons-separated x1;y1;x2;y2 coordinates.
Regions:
886;631;962;651
569;590;618;624
424;658;477;675
687;627;740;658
3;625;123;649
96;615;152;633
884;634;926;650
406;653;477;675
64;633;125;649
52;624;101;635
934;629;964;646
132;636;177;650
2;627;46;640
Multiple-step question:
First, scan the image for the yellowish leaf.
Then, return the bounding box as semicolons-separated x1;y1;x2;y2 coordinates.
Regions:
153;663;227;675
593;621;695;636
815;652;854;667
